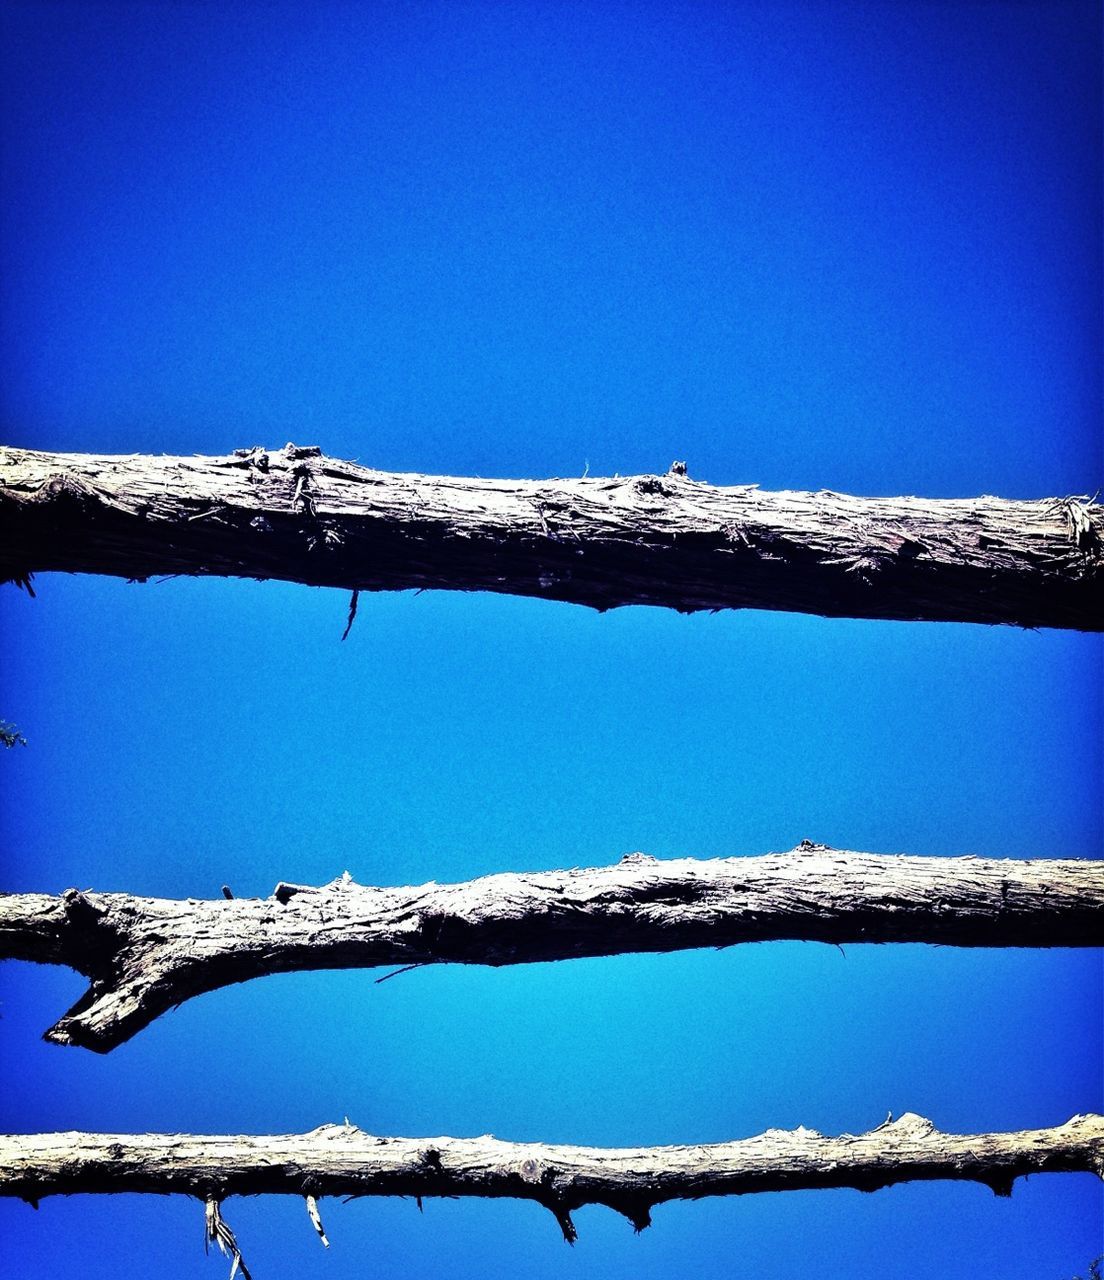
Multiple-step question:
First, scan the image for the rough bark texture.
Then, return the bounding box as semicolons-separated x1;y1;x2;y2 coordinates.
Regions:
3;846;1101;1053
1;445;1100;628
2;1115;1101;1245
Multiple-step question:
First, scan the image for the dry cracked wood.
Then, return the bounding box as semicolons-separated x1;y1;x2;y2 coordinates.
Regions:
2;1114;1102;1254
1;445;1100;628
3;846;1101;1052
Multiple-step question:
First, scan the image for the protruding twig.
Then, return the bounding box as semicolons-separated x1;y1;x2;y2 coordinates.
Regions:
374;963;426;986
305;1194;329;1247
545;1199;577;1244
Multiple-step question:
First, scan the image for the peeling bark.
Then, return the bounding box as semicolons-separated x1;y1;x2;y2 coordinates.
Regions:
1;445;1100;628
3;846;1101;1053
2;1115;1102;1247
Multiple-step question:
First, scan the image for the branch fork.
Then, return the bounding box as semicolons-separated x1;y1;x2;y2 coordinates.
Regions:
1;847;1101;1052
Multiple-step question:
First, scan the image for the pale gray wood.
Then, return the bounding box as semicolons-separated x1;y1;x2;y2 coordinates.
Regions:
3;846;1101;1052
2;1114;1101;1244
2;445;1100;627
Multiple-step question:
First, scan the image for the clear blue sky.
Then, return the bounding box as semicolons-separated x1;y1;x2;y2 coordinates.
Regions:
1;2;1101;1278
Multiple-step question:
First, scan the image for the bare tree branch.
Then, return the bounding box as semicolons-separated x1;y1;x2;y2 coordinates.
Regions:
1;445;1100;628
2;1115;1102;1245
2;846;1101;1052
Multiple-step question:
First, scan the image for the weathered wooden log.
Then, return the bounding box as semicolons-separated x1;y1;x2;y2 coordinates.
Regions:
3;846;1101;1052
2;1115;1101;1257
1;445;1100;628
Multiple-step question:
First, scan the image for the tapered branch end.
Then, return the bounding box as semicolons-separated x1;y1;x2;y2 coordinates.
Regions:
42;1021;75;1048
609;1196;653;1233
42;1013;119;1053
40;966;164;1054
40;984;112;1051
547;1201;577;1244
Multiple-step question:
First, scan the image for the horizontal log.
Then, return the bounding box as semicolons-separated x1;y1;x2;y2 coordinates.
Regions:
1;445;1100;628
2;1115;1102;1255
2;846;1101;1052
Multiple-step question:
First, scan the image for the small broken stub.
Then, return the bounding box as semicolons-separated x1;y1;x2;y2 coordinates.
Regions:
234;446;270;471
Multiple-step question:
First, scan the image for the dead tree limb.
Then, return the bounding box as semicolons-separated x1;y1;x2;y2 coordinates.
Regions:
2;1115;1102;1249
2;846;1101;1053
1;445;1100;628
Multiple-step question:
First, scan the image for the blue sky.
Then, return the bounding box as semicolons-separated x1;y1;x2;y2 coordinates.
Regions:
1;2;1101;1278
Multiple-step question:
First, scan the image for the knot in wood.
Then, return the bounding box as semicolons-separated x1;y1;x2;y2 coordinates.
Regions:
40;474;95;507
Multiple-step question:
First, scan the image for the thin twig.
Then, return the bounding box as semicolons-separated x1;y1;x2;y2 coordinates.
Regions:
340;589;360;641
374;963;426;985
